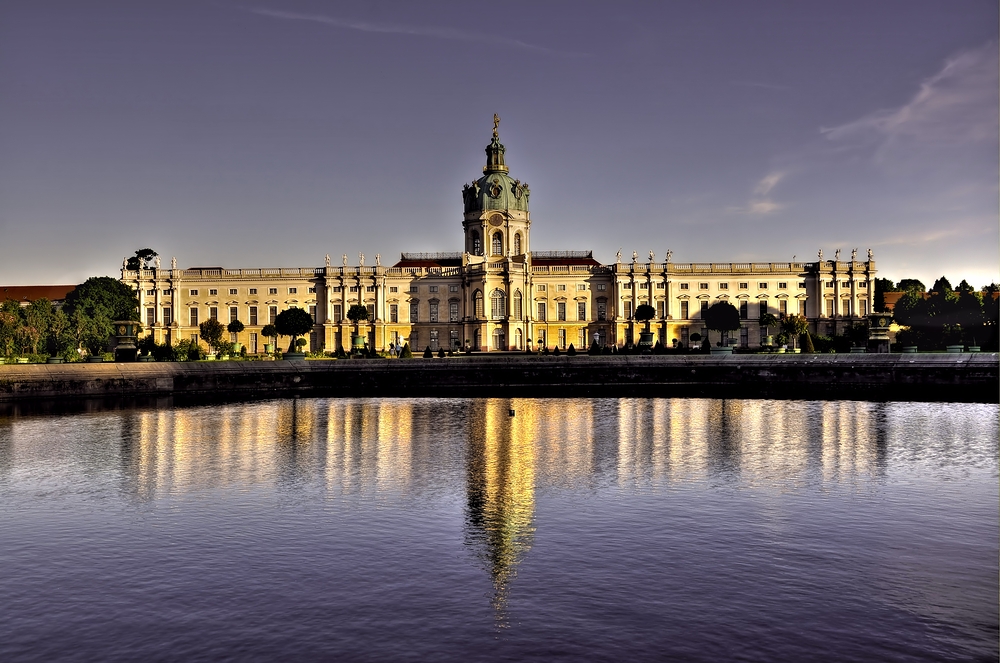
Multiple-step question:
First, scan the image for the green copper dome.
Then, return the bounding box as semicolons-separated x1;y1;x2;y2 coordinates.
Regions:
462;118;530;213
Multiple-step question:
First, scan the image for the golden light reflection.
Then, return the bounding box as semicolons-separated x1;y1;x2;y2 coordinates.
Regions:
464;398;536;627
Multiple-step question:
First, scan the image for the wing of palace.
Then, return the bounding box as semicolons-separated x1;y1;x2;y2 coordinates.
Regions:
122;121;876;353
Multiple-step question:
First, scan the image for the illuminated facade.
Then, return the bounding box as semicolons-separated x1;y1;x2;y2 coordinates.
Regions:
123;120;877;352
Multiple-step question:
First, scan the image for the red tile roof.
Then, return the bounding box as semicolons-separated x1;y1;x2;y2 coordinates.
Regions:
0;285;77;304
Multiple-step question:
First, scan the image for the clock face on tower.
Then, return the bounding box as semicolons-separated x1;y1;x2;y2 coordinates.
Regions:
488;213;503;227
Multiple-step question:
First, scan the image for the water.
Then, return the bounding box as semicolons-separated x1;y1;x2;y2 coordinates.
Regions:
0;398;996;662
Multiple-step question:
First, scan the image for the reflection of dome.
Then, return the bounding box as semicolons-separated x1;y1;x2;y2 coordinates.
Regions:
462;133;530;213
464;399;536;627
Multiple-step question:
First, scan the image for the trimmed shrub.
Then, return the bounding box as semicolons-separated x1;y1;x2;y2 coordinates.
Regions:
567;343;576;356
423;346;433;358
400;343;412;358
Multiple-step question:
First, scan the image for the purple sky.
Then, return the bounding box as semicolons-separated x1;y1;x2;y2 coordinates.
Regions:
1;1;997;287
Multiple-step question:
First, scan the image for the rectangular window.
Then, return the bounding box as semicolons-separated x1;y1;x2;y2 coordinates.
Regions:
859;281;868;289
191;333;198;345
308;287;316;294
624;301;633;318
249;288;257;295
189;289;199;296
162;289;170;295
557;302;566;321
758;283;768;290
639;283;648;290
579;328;587;348
249;307;257;326
269;288;278;295
596;284;607;291
739;282;748;290
577;301;586;321
410;332;419;350
229;306;238;322
409;285;418;293
739;301;748;319
537;302;546;321
366;304;374;319
679;283;689;290
146;307;155;326
209;289;218;296
163;308;172;325
841;281;850;288
145;289;155;296
429;301;439;322
557;284;566;291
269;306;277;324
189;307;199;327
577;284;587;291
366;286;375;293
656;282;665;289
558;328;566;349
229;288;238;295
826;281;834;288
537;284;546;291
249;333;257;354
799;300;806;316
310;305;317;323
349;286;359;293
449;285;459;293
623;283;632;290
210;307;218;320
778;282;787;289
699;283;709;290
799;282;807;289
390;304;398;323
719;283;729;290
287;287;296;294
333;304;342;320
780;300;788;316
842;300;850;317
680;301;689;319
740;326;749;348
758;301;767;317
449;302;459;322
430;330;439;351
597;301;607;321
700;300;708;316
657;300;666;318
389;286;398;293
826;299;834;317
410;302;419;323
429;285;438;293
859;299;868;316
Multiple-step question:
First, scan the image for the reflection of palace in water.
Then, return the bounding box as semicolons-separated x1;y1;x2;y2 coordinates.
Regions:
3;397;893;617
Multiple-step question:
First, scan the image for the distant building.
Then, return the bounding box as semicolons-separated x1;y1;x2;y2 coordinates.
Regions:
122;122;876;352
0;285;76;309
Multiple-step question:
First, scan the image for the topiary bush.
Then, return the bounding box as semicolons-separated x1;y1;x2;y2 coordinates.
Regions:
566;343;576;356
423;346;433;358
400;343;412;358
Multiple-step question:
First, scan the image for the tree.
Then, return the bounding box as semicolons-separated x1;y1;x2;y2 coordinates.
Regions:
758;312;779;344
347;304;369;325
800;331;816;353
896;279;925;292
423;346;433;358
634;303;656;330
400;343;413;358
874;277;897;312
781;314;809;350
199;318;225;352
0;300;23;357
931;276;952;294
63;276;140;355
274;307;314;352
704;301;740;346
227;319;245;336
125;248;158;272
261;324;277;351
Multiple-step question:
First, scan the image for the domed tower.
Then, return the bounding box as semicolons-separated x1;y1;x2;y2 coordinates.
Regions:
462;115;530;259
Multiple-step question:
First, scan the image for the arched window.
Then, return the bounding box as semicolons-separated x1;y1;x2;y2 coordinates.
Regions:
512;289;522;319
491;289;506;319
514;233;522;254
514;328;523;350
471;231;482;256
492;231;503;256
474;290;484;318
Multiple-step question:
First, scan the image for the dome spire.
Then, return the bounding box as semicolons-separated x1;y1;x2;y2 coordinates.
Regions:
484;113;508;173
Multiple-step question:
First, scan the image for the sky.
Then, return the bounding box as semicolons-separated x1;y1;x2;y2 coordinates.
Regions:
0;1;997;288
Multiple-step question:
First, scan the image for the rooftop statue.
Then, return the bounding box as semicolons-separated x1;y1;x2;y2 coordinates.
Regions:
649;250;654;262
171;256;177;269
325;254;331;267
818;249;823;261
493;113;500;138
851;248;857;261
342;254;348;266
666;249;672;263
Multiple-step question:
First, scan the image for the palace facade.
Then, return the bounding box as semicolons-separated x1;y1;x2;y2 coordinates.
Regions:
123;123;876;353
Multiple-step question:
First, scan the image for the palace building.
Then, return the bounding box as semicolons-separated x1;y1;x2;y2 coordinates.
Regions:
123;119;876;353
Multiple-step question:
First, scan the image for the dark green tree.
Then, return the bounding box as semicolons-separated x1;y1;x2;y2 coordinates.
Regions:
63;276;140;355
896;279;926;292
199;318;226;352
781;314;810;350
704;301;741;346
274;307;314;352
758;312;779;341
125;248;158;271
931;276;952;294
873;277;897;312
634;303;656;330
227;319;245;335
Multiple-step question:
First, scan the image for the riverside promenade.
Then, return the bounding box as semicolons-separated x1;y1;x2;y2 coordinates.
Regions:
0;354;996;405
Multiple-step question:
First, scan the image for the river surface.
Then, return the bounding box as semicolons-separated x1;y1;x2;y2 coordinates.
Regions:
0;398;996;662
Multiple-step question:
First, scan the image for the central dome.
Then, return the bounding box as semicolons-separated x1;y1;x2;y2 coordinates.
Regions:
462;125;530;213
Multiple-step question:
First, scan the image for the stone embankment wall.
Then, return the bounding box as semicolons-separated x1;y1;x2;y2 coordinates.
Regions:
0;355;996;404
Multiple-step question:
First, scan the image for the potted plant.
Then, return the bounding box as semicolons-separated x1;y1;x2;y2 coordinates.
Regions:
274;307;314;360
227;319;245;353
261;324;277;354
199;318;226;360
759;312;779;349
346;305;369;356
780;315;809;353
704;301;740;355
633;303;656;353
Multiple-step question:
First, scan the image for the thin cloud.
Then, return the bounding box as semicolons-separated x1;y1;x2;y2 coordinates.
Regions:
731;80;790;91
820;42;998;153
747;200;784;215
246;7;585;56
753;171;784;197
